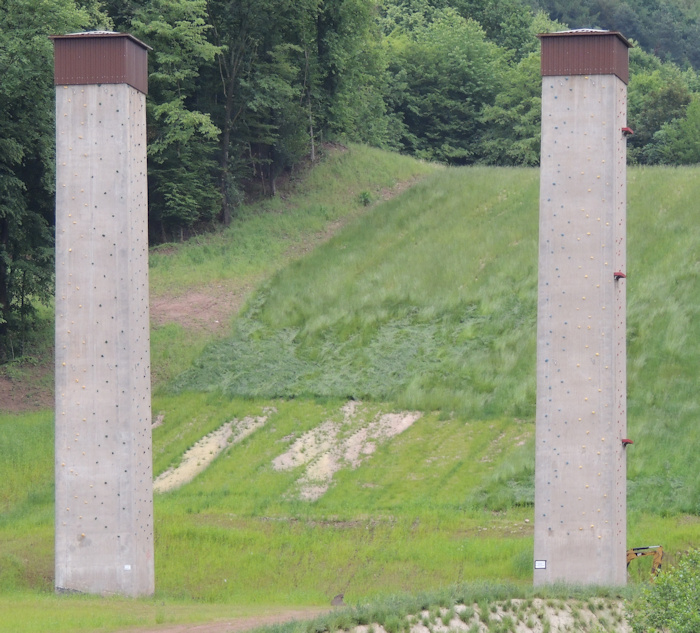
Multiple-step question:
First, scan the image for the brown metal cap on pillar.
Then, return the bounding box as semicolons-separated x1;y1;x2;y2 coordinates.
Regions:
50;31;151;94
538;29;631;84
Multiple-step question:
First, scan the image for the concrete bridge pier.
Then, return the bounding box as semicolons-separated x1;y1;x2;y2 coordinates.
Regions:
534;30;631;586
52;31;154;596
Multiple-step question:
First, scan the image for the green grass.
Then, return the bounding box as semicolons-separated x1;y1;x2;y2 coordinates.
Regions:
149;397;535;603
2;148;700;630
153;513;530;604
146;144;437;390
625;166;700;515
0;411;54;593
147;144;437;295
2;397;693;607
0;593;312;633
170;163;700;516
172;166;539;420
150;323;214;389
0;411;53;516
0;583;637;633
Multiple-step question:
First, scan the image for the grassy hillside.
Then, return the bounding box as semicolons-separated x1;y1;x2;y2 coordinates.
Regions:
170;163;700;517
153;156;699;600
147;144;438;388
624;167;700;515
173;167;539;419
1;146;699;630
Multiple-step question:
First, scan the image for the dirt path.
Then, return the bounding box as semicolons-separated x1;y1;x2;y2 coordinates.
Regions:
148;174;427;336
0;361;54;412
112;608;331;633
150;282;253;334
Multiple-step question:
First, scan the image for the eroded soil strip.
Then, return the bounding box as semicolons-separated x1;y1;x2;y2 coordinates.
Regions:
153;410;274;493
273;401;421;501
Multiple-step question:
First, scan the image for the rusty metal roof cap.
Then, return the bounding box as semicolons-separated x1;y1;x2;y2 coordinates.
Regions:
51;31;151;93
538;29;632;48
50;31;152;51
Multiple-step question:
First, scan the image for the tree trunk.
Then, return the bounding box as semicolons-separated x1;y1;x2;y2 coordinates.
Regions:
220;79;234;226
309;99;315;163
304;48;315;163
0;216;10;341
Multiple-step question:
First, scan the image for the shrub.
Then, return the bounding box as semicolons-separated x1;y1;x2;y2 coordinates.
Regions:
440;607;454;625
383;614;403;633
357;191;373;206
627;549;700;633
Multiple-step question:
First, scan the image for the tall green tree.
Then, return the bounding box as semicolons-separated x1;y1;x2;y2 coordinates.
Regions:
316;0;396;147
528;0;599;28
131;0;222;241
627;47;694;164
385;7;507;163
647;96;700;165
451;0;536;59
203;0;394;222
479;52;542;165
0;0;107;358
478;11;565;165
98;0;143;31
202;0;320;222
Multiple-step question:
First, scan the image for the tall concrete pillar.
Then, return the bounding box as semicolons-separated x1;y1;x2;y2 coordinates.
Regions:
52;32;154;596
534;30;631;585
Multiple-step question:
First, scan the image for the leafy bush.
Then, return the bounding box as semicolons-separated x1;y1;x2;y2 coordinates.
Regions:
627;549;700;633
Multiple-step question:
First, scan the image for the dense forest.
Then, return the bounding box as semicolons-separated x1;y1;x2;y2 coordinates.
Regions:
2;0;700;357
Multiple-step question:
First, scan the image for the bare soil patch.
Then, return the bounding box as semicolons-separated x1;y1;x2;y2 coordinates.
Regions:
154;409;275;493
0;356;54;413
3;172;425;416
153;402;419;500
150;282;253;334
273;401;421;501
378;175;425;202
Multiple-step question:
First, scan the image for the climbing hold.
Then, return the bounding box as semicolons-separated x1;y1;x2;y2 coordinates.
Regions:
614;272;626;280
622;438;634;446
621;127;634;136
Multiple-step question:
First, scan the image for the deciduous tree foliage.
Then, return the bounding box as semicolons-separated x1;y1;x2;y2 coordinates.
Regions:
628;549;700;633
3;0;700;355
529;0;700;68
203;0;312;222
131;0;222;241
648;97;700;165
479;53;542;166
0;0;107;358
385;8;506;163
627;47;695;164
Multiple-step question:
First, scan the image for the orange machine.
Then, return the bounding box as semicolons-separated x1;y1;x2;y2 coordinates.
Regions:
627;545;664;580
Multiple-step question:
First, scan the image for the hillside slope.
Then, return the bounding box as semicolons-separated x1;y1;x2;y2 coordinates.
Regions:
174;167;539;416
172;163;700;517
1;148;699;611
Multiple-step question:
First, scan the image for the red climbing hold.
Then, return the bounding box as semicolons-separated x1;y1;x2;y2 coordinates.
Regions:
622;438;634;446
614;272;626;280
622;127;634;136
